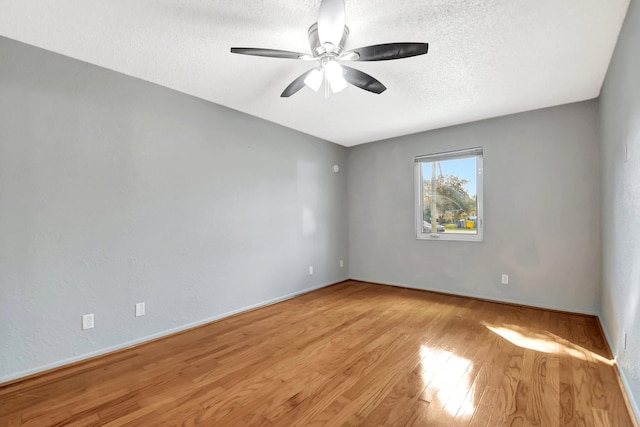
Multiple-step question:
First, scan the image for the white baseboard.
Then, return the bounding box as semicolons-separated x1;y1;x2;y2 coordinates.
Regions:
0;280;343;385
349;276;598;315
598;317;640;426
617;359;640;425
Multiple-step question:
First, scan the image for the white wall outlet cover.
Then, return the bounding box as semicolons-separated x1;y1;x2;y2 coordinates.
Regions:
82;313;94;330
501;274;509;285
135;302;145;317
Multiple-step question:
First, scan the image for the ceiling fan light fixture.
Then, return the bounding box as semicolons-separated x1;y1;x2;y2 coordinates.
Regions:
304;68;323;92
324;60;343;80
325;60;347;93
329;74;348;93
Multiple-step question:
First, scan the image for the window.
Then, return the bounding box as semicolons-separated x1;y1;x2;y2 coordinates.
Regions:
415;147;483;241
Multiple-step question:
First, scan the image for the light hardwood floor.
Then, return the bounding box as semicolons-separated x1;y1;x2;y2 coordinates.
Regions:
1;281;635;426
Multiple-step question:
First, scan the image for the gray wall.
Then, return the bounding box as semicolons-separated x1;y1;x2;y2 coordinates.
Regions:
348;101;601;314
0;37;348;382
599;0;640;418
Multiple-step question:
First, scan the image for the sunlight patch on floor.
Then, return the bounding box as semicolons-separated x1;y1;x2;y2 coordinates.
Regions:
484;323;614;366
419;345;476;419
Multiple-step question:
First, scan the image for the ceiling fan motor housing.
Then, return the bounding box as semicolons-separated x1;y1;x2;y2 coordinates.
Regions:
308;22;349;58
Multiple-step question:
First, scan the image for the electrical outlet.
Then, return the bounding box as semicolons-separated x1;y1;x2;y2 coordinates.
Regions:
340;259;344;268
501;274;509;285
135;302;145;317
82;313;94;330
309;266;314;275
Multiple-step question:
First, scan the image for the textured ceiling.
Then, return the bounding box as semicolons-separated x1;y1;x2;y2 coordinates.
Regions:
0;0;630;146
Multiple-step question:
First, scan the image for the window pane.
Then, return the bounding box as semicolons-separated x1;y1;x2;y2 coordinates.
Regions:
419;153;481;238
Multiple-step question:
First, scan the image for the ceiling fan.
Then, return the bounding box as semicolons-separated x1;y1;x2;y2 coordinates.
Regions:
230;0;429;97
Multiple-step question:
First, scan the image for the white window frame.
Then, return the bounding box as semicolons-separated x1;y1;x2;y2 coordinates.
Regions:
415;147;483;242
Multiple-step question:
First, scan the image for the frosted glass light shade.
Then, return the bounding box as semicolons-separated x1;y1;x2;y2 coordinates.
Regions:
325;60;347;93
304;69;323;92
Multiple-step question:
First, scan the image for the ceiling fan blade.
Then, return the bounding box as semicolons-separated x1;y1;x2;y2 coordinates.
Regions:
342;65;386;94
344;43;429;61
317;0;346;47
281;70;314;97
231;47;307;60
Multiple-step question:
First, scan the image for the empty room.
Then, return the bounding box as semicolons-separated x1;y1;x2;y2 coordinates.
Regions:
1;0;639;425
